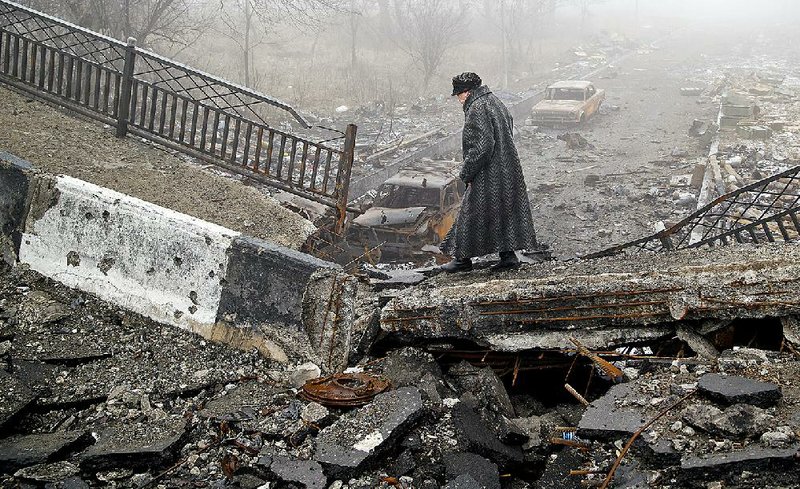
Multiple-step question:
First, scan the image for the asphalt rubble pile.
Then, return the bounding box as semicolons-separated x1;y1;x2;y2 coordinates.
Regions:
2;260;799;489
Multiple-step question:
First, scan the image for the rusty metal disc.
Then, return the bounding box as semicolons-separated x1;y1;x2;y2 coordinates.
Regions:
299;372;391;407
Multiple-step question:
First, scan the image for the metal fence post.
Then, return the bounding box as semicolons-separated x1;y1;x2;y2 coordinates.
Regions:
334;123;357;236
115;37;136;137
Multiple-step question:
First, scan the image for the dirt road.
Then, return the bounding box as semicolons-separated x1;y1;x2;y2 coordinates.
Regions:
519;27;729;260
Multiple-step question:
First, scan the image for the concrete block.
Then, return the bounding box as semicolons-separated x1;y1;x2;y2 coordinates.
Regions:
0;152;33;265
18;175;239;337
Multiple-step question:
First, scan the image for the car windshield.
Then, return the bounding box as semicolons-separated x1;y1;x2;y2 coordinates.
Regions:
373;184;440;208
548;88;585;101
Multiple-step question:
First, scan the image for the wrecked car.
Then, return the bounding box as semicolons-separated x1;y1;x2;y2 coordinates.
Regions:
346;163;465;261
531;80;605;125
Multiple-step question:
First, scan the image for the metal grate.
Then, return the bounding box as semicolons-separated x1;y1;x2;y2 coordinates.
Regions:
584;164;800;259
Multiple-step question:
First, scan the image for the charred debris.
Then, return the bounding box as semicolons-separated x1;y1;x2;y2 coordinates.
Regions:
2;237;800;488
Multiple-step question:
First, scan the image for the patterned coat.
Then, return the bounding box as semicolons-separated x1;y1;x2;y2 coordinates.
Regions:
440;85;538;259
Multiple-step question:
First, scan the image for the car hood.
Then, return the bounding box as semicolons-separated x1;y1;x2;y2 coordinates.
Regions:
353;207;427;227
533;100;583;112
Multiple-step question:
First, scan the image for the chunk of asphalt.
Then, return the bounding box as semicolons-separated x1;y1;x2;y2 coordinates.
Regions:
443;452;500;489
443;474;483;489
450;401;524;467
13;461;80;483
78;417;188;471
578;383;645;440
0;431;93;472
0;369;36;431
383;347;443;388
448;361;515;418
697;373;782;408
679;444;800;480
314;387;423;476
265;455;326;489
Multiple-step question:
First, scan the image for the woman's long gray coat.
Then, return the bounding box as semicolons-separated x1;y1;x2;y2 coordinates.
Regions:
440;85;538;259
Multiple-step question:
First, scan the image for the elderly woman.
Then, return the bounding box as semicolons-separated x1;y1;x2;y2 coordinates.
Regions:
439;72;538;272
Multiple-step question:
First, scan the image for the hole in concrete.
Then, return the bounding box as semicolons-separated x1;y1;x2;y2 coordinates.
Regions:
173;257;182;267
66;251;80;267
188;291;198;305
102;210;110;220
208;271;215;278
188;305;197;315
97;256;115;275
709;317;784;351
145;268;156;276
173;310;183;319
204;236;212;246
84;212;93;220
427;343;616;407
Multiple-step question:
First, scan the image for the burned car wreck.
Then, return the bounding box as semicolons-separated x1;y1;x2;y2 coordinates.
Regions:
346;163;464;261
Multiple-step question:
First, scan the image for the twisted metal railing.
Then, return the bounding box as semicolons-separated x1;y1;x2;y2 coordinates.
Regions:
584;164;800;259
0;0;356;232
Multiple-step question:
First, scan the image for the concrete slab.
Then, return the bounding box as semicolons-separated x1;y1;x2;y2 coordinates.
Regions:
381;244;800;351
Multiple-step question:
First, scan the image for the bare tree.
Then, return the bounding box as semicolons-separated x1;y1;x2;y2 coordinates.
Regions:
483;0;561;87
390;0;467;92
24;0;211;50
216;0;344;88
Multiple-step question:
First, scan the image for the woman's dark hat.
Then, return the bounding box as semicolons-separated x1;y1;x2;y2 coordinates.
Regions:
452;72;482;96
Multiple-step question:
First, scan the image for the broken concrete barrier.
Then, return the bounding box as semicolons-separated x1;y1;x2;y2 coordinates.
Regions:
698;373;782;408
0;152;31;265
0;154;356;367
